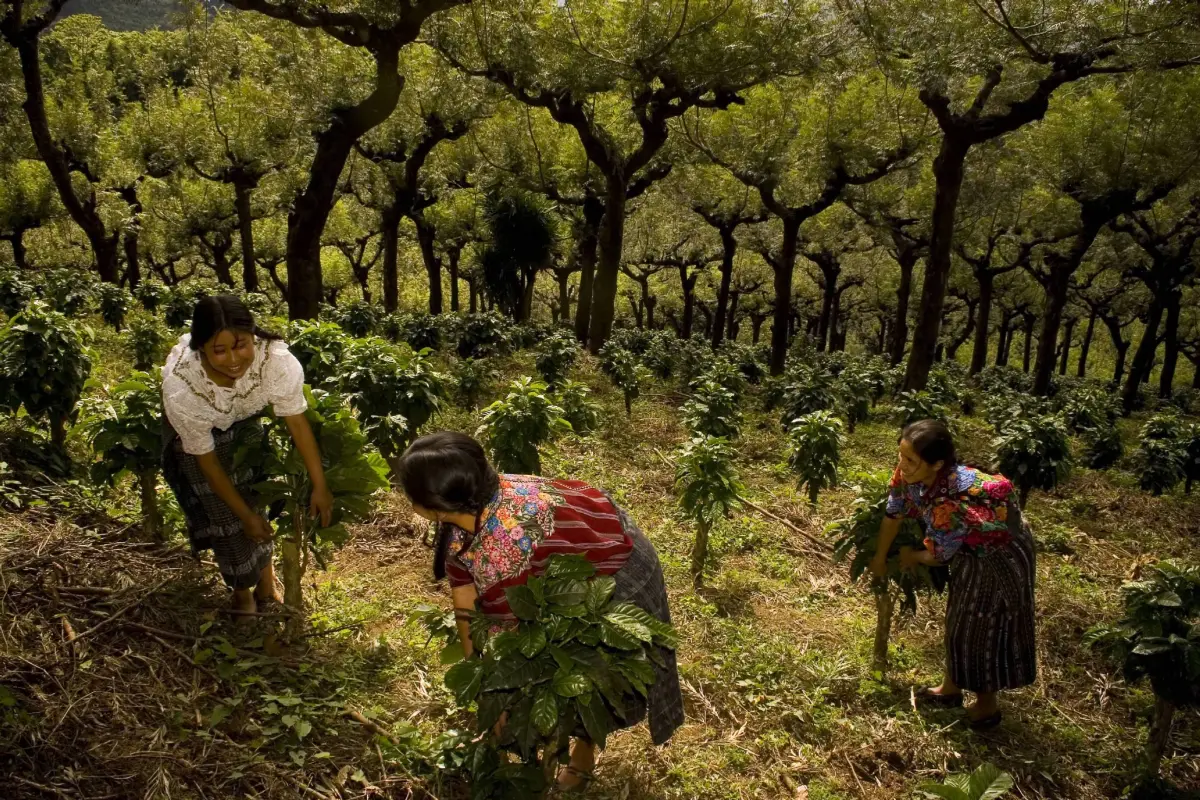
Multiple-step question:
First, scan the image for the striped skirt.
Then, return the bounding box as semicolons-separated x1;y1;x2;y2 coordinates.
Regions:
161;416;273;590
944;502;1037;694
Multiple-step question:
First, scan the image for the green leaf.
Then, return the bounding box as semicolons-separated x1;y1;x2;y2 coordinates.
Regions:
476;692;508;733
531;688;559;736
918;787;968;800
483;655;542;691
544;554;597;581
575;692;613;749
544;579;588;607
603;611;654;643
505;585;542;621
519;625;548;658
208;704;231;728
445;660;484;705
440;641;466;665
552;670;593;698
600;620;643;650
490;631;524;659
585;575;616;613
294;720;312;739
968;763;1014;799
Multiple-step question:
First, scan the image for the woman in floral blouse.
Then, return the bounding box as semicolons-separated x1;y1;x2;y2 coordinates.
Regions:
870;420;1037;729
396;432;683;791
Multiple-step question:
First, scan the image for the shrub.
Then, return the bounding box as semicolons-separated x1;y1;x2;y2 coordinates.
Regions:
331;299;379;337
96;283;132;331
992;414;1073;508
128;315;167;371
692;358;747;404
424;554;678;800
1081;425;1124;470
604;327;651;355
894;390;951;429
675;335;715;387
0;270;34;317
0;301;92;449
1134;437;1185;496
478;378;571;474
604;348;648;418
778;364;837;431
86;371;165;539
233;388;389;630
454;357;495;410
1086;561;1200;778
836;365;873;433
555;380;601;436
457;312;512;359
1182;424;1200;494
829;471;933;672
338;337;446;460
787;410;842;507
510;322;549;350
682;377;742;440
717;340;767;385
404;313;445;351
286;321;349;390
926;364;962;407
44;268;96;316
534;329;580;387
132;280;168;314
1168;387;1200;416
238;291;272;318
641;332;675;380
163;286;198;329
674;435;743;589
1060;386;1119;433
984;392;1049;434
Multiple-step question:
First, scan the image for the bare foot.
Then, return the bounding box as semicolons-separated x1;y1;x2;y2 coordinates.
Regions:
254;580;283;606
232;590;257;625
556;766;592;791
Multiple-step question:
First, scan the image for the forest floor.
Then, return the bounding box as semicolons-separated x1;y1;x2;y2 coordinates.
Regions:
1;342;1199;800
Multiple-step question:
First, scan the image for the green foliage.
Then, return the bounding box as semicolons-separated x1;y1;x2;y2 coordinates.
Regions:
674;435;743;527
331;299;379;338
163;286;200;330
554;380;601;436
480;191;558;319
926;364;963;408
0;270;34;317
787;411;843;506
992;414;1073;506
1134;414;1187;496
286;321;349;390
128;315;167;371
338;338;446;458
675;335;716;386
96;284;132;331
510;323;548;351
894;390;951;429
1081;425;1124;470
86;370;163;483
454;357;496;409
682;377;742;440
457;312;512;359
641;332;675;380
1182;424;1200;493
918;763;1014;800
534;329;579;387
1060;386;1119;433
0;301;92;445
1086;560;1200;709
779;364;837;431
717;340;767;385
478;378;571;475
603;347;648;417
829;471;932;614
132;280;167;314
836;364;874;433
401;313;445;351
234;388;390;569
425;554;677;799
45;269;97;317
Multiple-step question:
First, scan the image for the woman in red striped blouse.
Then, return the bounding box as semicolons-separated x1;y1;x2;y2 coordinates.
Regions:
396;432;683;790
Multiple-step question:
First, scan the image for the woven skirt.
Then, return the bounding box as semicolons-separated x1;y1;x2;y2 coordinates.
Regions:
944;502;1037;694
610;506;685;746
161;416;273;590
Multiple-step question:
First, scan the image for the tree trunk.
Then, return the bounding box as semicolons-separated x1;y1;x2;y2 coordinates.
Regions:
139;468;162;541
588;177;627;354
556;270;570;324
890;250;916;366
448;249;461;313
995;322;1010;367
468;278;478;313
1123;295;1166;412
210;238;235;287
646;293;657;331
970;270;994;375
816;272;837;353
751;315;765;345
904;136;969;390
6;230;28;270
770;217;801;375
123;231;141;289
234;179;258;293
517;270;536;322
380;203;401;313
414;213;443;314
690;520;710;590
1145;697;1175;779
1058;316;1077;376
1033;266;1071;393
727;291;739;342
873;590;894;674
573;197;603;345
1022;316;1035;373
680;269;697;340
50;414;65;451
1159;291;1181;398
711;228;736;349
1077;311;1096;378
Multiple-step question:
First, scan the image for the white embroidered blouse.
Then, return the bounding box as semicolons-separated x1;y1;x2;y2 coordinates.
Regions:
162;334;308;456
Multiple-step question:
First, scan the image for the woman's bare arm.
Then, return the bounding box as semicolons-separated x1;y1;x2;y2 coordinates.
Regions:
451;583;480;658
196;451;272;540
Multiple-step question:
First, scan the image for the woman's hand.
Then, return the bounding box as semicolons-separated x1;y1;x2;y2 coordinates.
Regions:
310;484;334;527
898;546;919;571
868;552;888;578
242;513;275;542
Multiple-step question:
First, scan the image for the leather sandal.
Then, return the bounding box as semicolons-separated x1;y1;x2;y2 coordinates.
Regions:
968;711;1002;730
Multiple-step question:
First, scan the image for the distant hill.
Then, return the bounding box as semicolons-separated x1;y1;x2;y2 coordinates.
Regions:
62;0;225;31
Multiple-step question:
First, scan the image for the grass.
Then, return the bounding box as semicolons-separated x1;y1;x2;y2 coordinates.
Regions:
1;339;1199;799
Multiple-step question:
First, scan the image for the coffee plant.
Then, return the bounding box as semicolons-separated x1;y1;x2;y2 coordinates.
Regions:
96;284;132;331
0;301;92;449
425;553;678;800
829;471;933;673
674;435;743;589
478;378;571;475
457;312;512;359
554;380;601;436
894;390;952;429
404;313;445;351
717;340;767;385
510;322;548;350
1134;415;1187;496
836;365;873;433
693;358;747;404
338;337;446;461
1081;424;1124;470
1060;386;1119;433
45;268;96;316
128;315;168;372
454;357;496;409
287;321;349;389
918;763;1014;800
992;413;1073;508
1182;424;1200;494
0;269;34;316
164;285;200;329
238;291;273;318
778;364;837;431
332;299;379;337
674;335;716;387
641;332;675;380
787;410;843;507
132;280;167;313
233;388;389;632
682;377;742;440
604;348;648;418
1086;561;1200;778
86;371;165;539
534;329;580;387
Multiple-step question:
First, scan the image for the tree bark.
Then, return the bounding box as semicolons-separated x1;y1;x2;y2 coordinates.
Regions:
1145;697;1175;779
890;249;917;366
1159;291;1182;397
588;177;627;354
1123;296;1166;411
727;291;740;342
1077;311;1096;378
413;212;443;314
123;231;141;289
447;248;461;313
573;196;602;345
769;217;801;375
996;321;1011;367
904;137;968;390
970;270;994;375
1033;265;1072;392
139;468;162;541
711;228;736;349
4;230;29;270
234;179;258;292
751;314;766;345
1058;316;1077;375
679;266;698;340
816;273;837;353
873;590;894;674
380;203;402;313
1022;315;1036;373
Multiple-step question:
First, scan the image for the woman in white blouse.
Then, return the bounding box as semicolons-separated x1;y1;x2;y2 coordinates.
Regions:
161;295;333;619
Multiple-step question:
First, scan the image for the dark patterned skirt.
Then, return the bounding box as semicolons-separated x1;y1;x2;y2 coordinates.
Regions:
161;416;273;590
944;501;1037;694
610;506;685;746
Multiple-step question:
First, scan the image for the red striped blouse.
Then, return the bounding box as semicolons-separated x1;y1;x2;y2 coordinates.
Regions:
445;475;633;619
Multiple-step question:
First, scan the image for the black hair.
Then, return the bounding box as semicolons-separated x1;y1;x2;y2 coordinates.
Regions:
395;431;500;580
188;294;280;350
900;419;957;470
